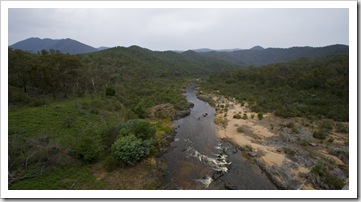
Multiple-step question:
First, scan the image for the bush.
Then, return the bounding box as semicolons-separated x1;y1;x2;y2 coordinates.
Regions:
233;114;242;119
105;86;116;96
257;112;263;120
320;120;333;132
313;130;329;140
335;123;348;133
102;156;120;172
242;113;248;120
237;126;244;133
119;119;156;140
111;134;150;165
73;125;103;163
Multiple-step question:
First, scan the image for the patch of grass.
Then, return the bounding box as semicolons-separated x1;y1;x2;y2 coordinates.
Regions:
8;96;133;188
320;120;333;132
297;138;309;146
286;122;299;134
311;160;345;189
335;123;348;134
10;166;105;190
214;116;225;127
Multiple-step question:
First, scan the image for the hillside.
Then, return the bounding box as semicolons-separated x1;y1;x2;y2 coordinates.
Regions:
9;37;98;54
200;44;348;67
83;46;241;77
201;54;349;121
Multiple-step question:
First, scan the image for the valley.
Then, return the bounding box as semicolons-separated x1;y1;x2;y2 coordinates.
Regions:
7;41;349;190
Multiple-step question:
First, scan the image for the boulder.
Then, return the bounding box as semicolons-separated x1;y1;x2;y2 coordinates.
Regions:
212;171;224;180
309;142;318;147
224;182;237;190
248;152;257;157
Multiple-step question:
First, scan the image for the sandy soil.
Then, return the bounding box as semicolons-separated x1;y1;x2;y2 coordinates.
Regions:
215;99;288;167
211;94;348;190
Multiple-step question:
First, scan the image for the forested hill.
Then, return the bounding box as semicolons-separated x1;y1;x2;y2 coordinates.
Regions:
201;54;349;121
199;44;348;67
8;45;241;115
83;45;241;77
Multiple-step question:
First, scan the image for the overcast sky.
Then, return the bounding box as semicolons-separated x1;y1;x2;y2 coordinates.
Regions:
8;8;349;51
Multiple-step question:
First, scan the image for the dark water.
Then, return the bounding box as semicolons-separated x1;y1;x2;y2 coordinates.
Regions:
160;84;277;190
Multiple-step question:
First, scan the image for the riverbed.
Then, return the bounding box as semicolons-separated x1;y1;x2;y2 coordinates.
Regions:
160;84;277;190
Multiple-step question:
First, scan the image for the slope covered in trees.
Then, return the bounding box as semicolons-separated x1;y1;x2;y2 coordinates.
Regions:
200;44;348;67
201;54;349;121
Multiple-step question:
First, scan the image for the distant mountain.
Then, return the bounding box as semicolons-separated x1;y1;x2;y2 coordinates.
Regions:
249;45;264;50
200;44;349;67
97;46;110;51
192;48;243;53
9;37;98;54
191;48;213;53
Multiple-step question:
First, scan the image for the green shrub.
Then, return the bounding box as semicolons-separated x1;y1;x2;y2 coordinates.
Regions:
297;138;309;146
111;134;150;165
233;114;242;119
320;120;333;132
73;125;103;163
284;148;296;156
102;156;120;172
257;112;263;120
286;122;299;134
335;123;348;133
242;113;248;120
237;126;244;133
105;86;116;96
119;119;156;140
313;130;329;140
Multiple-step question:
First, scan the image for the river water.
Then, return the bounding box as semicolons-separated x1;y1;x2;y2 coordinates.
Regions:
160;84;277;190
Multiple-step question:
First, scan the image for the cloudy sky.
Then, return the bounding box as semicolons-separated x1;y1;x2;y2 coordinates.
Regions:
8;8;349;51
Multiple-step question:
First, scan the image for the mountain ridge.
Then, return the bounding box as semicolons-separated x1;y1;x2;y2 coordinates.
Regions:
10;37;348;67
9;37;98;54
200;44;348;66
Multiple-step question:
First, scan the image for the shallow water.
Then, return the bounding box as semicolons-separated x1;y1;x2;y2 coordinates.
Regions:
160;84;277;190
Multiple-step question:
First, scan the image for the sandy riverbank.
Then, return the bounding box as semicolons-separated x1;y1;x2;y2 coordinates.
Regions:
210;94;349;190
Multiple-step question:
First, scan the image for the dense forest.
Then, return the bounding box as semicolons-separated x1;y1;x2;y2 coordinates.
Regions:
8;44;349;189
201;54;349;121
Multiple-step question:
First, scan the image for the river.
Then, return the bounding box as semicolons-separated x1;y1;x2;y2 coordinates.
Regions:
160;83;277;190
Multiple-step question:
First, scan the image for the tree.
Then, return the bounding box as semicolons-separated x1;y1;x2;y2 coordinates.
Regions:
119;119;155;140
111;134;150;165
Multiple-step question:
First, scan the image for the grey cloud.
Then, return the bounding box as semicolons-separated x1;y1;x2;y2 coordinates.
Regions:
9;8;349;51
